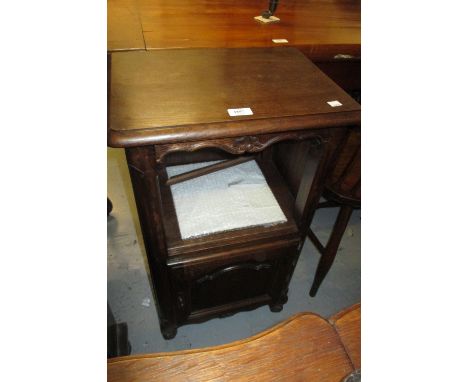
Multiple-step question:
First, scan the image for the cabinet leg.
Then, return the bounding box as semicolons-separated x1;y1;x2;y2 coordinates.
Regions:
309;205;353;297
269;290;288;312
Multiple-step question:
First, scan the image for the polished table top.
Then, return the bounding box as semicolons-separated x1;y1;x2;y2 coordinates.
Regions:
107;0;361;59
108;47;360;147
108;305;361;381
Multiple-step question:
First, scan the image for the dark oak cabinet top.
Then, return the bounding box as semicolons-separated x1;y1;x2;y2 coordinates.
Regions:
108;47;360;147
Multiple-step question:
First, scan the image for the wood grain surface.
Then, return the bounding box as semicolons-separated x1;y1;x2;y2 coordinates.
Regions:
108;47;360;147
108;311;356;381
107;0;360;59
107;0;145;51
330;303;361;369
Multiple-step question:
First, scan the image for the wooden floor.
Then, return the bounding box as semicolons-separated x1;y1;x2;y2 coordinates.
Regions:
108;304;360;381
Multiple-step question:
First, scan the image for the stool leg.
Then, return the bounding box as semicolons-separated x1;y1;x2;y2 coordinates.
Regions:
309;204;354;297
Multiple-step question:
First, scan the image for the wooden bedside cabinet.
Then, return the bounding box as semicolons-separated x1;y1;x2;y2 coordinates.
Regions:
108;47;360;339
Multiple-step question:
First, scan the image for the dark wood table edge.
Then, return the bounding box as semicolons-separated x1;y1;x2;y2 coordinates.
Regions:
107;44;361;59
108;112;361;147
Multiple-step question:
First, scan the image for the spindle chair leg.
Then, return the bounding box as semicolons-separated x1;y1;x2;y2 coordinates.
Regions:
309;204;354;297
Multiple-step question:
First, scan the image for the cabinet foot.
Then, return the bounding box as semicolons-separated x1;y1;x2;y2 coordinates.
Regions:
161;326;177;340
270;290;288;312
269;303;284;312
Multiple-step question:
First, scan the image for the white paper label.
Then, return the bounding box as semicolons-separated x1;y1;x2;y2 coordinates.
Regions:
228;107;253;117
327;100;343;107
272;39;289;43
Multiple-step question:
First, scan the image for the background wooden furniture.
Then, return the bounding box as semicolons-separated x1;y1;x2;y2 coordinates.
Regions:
330;302;361;369
308;127;361;297
107;0;361;94
108;47;360;338
108;303;361;381
108;0;360;53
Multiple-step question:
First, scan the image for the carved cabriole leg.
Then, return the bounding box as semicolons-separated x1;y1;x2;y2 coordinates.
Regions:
125;146;178;339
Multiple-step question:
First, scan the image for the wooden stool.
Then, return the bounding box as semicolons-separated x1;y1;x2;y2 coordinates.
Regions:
308;128;361;297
